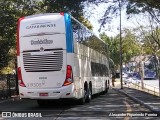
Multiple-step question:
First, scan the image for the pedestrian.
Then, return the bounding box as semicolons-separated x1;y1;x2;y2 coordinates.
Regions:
112;72;116;87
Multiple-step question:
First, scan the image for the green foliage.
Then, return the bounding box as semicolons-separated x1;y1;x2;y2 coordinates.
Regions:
37;0;93;29
88;0;160;30
100;33;120;67
121;29;140;63
89;0;160;59
142;28;160;56
0;0;17;70
0;0;40;71
126;0;160;14
100;29;141;68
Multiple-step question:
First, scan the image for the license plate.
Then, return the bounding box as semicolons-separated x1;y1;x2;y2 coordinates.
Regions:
39;93;48;96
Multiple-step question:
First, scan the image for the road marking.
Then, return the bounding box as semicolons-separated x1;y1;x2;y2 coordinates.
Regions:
123;98;132;120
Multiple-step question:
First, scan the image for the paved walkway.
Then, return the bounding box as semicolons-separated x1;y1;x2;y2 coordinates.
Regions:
114;87;160;115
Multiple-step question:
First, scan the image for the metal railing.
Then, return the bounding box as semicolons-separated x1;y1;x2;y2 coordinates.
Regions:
0;74;18;99
124;81;160;97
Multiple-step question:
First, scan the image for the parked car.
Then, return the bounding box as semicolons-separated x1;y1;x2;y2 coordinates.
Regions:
124;72;141;84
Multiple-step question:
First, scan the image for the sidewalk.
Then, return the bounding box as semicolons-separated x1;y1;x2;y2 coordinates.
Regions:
113;84;160;115
0;95;20;104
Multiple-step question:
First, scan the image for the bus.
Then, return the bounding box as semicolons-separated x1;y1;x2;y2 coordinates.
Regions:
17;13;110;106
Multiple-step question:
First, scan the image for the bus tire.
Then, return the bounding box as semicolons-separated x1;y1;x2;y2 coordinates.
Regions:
78;91;86;105
78;83;88;105
86;87;92;103
78;97;85;105
105;80;109;94
102;80;108;95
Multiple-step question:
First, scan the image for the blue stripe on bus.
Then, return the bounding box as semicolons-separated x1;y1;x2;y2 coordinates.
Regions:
64;13;74;53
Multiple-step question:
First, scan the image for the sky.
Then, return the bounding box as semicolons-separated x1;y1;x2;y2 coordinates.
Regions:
84;3;151;37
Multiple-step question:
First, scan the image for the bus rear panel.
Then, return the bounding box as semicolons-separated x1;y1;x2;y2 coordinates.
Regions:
17;13;75;100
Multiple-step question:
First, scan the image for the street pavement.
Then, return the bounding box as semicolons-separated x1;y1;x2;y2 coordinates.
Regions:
114;81;160;115
0;80;160;119
0;88;157;120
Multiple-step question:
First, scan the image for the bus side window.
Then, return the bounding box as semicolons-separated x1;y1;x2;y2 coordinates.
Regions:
72;21;79;41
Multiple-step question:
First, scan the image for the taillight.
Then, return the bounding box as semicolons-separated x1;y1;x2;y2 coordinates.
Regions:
60;12;64;16
63;65;73;86
18;67;26;87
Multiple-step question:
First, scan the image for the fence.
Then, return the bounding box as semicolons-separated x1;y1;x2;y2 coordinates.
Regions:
0;74;18;99
124;81;160;96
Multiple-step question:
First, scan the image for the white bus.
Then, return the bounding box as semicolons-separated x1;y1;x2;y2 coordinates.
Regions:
17;13;110;106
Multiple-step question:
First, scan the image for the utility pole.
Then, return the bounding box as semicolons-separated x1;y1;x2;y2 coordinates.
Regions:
141;60;144;89
119;0;123;89
158;57;160;96
140;43;144;89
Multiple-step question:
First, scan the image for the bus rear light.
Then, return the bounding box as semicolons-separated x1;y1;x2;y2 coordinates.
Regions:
18;80;26;87
63;65;73;86
60;12;64;16
18;67;26;87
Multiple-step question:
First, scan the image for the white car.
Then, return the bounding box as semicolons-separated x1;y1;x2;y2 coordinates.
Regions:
124;73;141;84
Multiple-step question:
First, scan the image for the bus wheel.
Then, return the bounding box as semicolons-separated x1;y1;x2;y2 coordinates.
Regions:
78;93;86;105
37;100;46;106
105;80;109;93
78;84;88;105
86;86;92;103
102;81;108;95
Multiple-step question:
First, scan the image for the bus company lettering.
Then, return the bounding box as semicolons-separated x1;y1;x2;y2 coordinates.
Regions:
31;39;53;45
26;22;56;29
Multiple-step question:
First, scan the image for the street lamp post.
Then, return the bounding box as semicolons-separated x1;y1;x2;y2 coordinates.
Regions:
141;60;144;89
119;0;123;89
140;46;144;89
155;50;160;96
157;57;160;96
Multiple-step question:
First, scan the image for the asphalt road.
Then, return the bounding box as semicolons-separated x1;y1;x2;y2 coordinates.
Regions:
0;89;158;120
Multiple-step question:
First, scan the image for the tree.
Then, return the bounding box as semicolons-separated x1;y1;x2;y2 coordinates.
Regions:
126;0;160;24
121;28;140;63
87;0;160;30
88;0;160;58
142;28;160;56
100;29;140;68
100;33;120;67
0;0;18;71
34;0;93;29
132;18;160;56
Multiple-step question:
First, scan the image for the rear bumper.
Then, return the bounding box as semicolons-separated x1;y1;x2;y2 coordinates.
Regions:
19;84;76;99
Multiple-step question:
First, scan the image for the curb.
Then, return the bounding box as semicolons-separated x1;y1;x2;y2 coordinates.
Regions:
113;88;160;115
